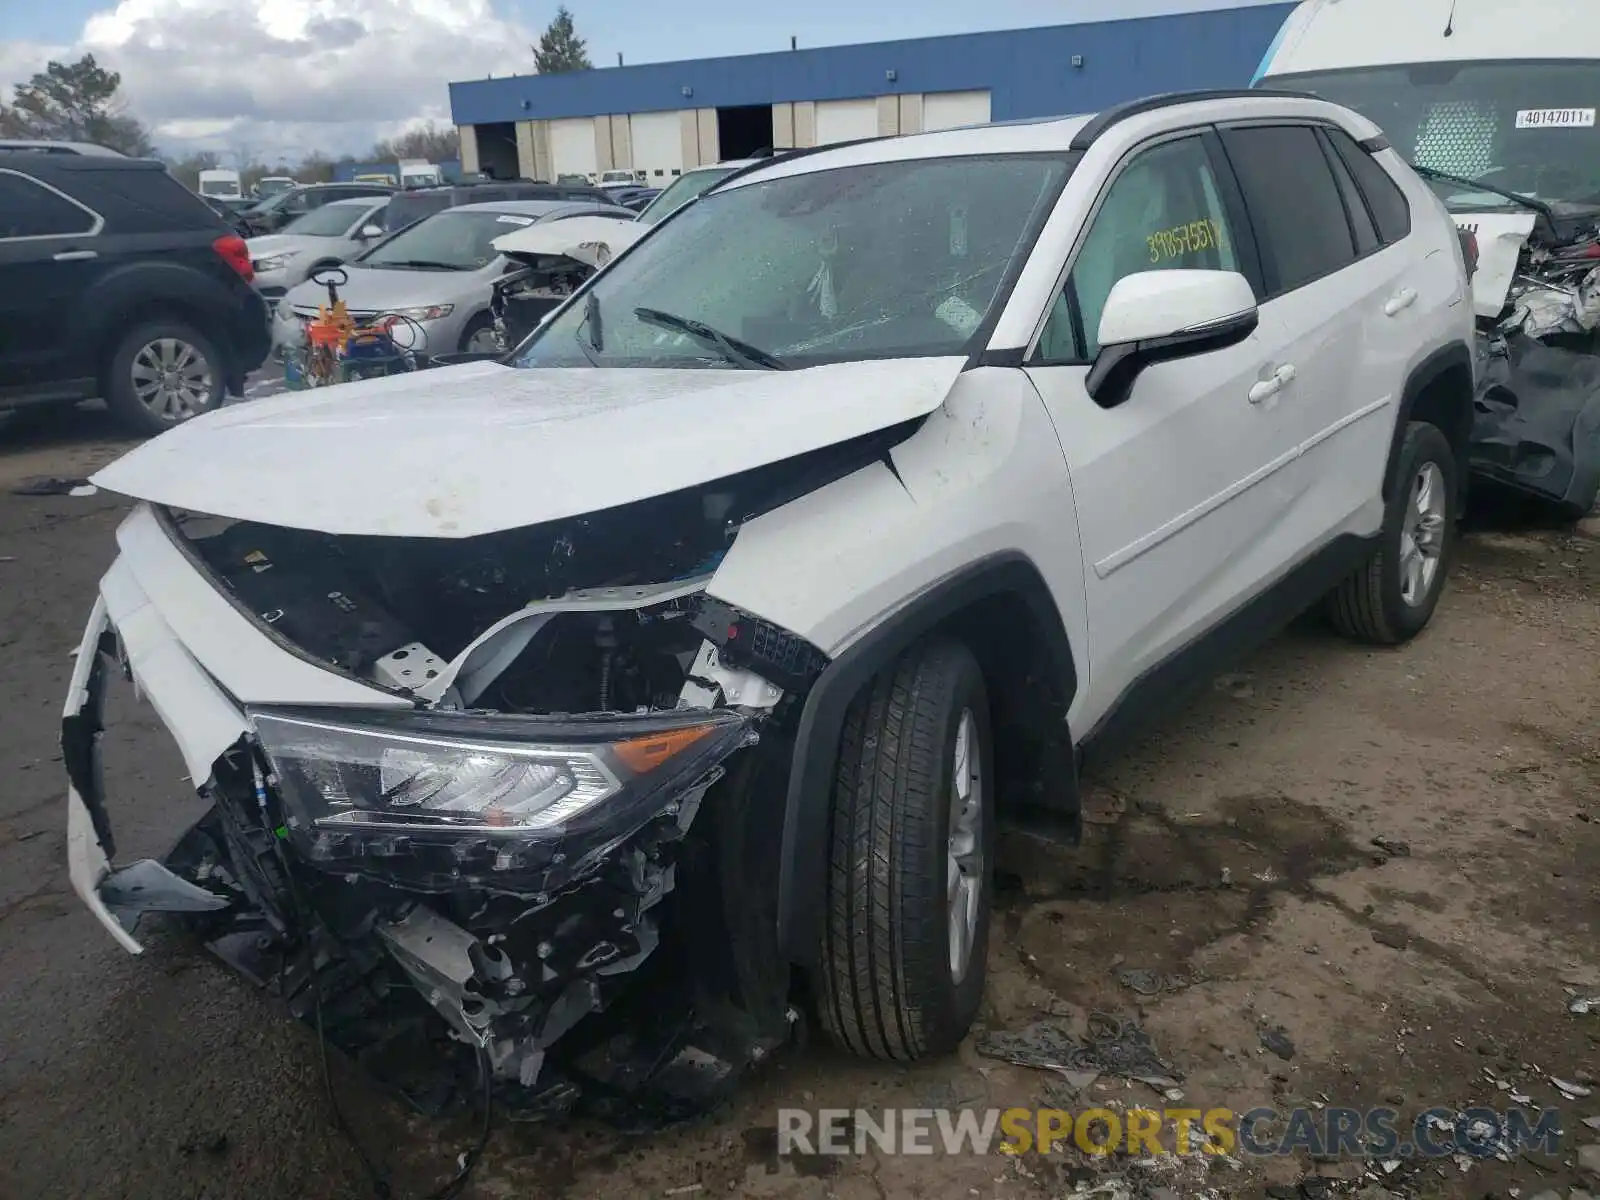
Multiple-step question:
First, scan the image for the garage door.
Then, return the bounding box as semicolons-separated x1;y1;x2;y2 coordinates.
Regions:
815;98;879;145
923;90;992;132
629;111;683;183
549;117;598;179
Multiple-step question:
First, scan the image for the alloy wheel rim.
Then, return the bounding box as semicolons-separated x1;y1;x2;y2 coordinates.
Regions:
131;338;213;421
947;708;984;984
466;327;501;354
1399;461;1447;606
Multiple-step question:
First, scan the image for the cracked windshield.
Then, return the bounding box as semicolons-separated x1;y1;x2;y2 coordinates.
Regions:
1260;60;1600;214
514;155;1071;369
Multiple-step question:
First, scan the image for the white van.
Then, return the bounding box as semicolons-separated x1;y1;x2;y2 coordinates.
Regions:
1255;0;1600;517
197;168;243;202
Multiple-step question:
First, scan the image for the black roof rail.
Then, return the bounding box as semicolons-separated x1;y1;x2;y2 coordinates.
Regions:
706;133;890;194
1068;87;1328;151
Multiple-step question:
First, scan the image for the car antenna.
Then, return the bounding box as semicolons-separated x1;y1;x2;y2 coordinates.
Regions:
1442;0;1458;36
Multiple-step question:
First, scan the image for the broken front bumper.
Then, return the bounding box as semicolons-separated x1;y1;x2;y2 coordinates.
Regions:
61;520;786;1114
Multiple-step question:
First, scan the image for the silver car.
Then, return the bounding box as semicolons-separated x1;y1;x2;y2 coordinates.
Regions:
271;199;633;359
248;197;390;302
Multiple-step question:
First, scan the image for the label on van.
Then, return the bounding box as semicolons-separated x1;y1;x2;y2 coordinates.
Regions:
1514;108;1595;129
496;215;535;225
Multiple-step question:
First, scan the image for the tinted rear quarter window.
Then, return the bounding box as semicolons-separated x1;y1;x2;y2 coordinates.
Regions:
1221;124;1356;295
1326;127;1412;244
1316;130;1379;256
0;169;97;237
72;165;223;233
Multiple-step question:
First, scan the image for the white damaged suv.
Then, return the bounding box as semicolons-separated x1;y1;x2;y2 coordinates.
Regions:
64;90;1474;1109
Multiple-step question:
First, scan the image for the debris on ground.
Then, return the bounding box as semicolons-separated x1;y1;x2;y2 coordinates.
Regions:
11;476;91;497
977;1012;1183;1089
1079;785;1128;825
1579;1142;1600;1176
1371;927;1411;951
1213;672;1255;699
1258;1025;1296;1061
1555;1077;1594;1099
1568;991;1600;1014
1370;835;1411;858
1115;967;1190;996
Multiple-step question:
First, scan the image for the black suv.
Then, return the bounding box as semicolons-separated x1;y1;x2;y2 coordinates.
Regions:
0;147;271;435
238;182;396;236
382;180;622;232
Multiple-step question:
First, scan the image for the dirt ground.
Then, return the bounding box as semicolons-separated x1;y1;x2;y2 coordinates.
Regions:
0;401;1596;1200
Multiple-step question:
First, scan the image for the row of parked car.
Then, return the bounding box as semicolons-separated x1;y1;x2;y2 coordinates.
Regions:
0;145;758;435
251;160;770;362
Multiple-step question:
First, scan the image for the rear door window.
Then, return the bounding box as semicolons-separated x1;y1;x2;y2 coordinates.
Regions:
0;169;98;238
1220;124;1357;295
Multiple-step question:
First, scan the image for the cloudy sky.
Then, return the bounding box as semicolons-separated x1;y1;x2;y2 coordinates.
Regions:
1;0;1287;164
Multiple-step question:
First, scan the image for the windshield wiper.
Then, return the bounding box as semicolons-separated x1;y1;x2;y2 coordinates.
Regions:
1408;162;1556;223
632;307;786;370
375;258;459;270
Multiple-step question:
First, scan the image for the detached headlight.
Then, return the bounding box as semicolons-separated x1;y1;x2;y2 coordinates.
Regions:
389;304;454;321
252;252;297;272
251;708;748;837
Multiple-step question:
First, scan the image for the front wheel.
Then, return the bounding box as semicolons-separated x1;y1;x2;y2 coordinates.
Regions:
104;321;225;436
1327;420;1459;644
458;314;500;355
817;637;994;1061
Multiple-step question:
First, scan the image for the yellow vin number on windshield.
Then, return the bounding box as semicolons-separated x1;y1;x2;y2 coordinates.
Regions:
1148;218;1225;264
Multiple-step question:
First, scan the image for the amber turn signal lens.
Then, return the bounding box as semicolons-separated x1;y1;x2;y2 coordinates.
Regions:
612;724;716;773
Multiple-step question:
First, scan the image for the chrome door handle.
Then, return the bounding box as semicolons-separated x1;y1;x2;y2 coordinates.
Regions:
1384;287;1418;316
52;249;98;262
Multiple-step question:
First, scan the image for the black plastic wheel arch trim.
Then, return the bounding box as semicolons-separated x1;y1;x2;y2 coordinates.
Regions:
1382;341;1475;504
775;552;1078;966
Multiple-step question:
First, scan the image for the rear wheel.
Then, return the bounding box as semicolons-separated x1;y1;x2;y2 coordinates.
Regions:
817;637;994;1061
104;321;225;436
1327;421;1458;644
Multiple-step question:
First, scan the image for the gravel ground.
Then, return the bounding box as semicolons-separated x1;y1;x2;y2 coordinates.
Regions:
1;394;1596;1200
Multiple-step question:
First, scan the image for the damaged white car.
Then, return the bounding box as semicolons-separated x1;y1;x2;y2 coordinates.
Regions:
64;90;1476;1119
1257;0;1600;517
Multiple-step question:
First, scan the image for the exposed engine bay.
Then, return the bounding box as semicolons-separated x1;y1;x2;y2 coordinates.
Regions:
1469;211;1600;516
491;256;589;353
64;443;914;1129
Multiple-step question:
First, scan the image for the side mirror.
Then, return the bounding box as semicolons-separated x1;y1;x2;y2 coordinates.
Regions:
359;224;384;240
1085;269;1259;408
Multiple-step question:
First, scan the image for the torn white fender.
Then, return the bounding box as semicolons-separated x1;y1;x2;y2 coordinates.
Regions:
1456;212;1537;318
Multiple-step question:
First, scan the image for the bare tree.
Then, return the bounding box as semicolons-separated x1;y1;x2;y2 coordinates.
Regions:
371;122;459;163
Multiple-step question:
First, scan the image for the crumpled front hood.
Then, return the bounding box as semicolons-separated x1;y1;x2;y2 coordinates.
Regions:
280;263;487;312
91;358;965;538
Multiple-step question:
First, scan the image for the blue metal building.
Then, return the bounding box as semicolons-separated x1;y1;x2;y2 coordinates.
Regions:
448;4;1296;183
